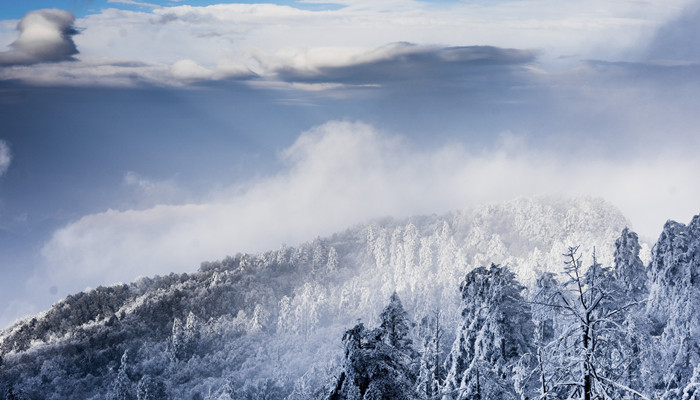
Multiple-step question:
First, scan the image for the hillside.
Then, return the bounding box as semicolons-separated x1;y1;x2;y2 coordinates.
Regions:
0;197;642;399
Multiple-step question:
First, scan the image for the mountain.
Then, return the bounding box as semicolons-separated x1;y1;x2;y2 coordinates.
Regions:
0;197;639;399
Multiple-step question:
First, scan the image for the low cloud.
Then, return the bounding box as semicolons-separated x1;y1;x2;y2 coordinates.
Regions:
0;9;79;66
40;121;700;296
0;140;11;176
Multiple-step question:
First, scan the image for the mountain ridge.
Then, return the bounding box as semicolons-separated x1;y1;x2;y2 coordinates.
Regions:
0;196;649;399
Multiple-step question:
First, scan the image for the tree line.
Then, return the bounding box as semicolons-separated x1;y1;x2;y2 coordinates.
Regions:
326;223;700;400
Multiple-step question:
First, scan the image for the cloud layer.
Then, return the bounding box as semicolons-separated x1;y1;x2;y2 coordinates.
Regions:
0;0;693;86
39;121;700;296
270;43;537;84
0;9;78;65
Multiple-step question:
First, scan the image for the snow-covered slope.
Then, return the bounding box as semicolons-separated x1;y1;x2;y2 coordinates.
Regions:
0;197;634;399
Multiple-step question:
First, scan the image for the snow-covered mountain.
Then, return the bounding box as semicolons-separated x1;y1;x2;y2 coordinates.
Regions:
1;196;680;399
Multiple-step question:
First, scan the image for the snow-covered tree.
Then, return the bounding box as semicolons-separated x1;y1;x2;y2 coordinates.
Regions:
327;247;339;272
645;216;700;399
613;227;648;301
379;292;413;353
169;312;200;362
108;351;135;400
416;310;444;399
443;264;534;400
534;246;648;400
682;364;700;400
326;323;418;400
136;375;167;400
528;272;562;398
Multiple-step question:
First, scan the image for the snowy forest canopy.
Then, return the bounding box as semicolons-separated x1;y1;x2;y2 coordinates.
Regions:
1;197;698;400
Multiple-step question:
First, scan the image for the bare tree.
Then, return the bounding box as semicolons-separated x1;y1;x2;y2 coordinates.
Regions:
531;246;649;400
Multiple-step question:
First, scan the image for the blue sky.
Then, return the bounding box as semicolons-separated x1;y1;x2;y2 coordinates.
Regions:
2;1;330;19
1;0;700;328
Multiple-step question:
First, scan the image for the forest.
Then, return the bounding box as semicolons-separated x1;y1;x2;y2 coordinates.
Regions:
0;197;698;399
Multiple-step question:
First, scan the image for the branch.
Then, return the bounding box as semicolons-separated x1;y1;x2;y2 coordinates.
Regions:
596;375;651;400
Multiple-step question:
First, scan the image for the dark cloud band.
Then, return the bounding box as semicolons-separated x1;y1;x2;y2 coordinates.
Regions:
272;43;537;85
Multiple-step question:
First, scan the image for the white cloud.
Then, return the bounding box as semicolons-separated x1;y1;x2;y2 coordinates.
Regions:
86;0;693;67
40;120;700;295
0;140;11;176
0;0;692;85
0;9;78;65
171;58;213;79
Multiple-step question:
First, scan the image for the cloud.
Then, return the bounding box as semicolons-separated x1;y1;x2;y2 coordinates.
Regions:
171;59;214;80
268;43;537;85
0;56;254;87
0;56;173;86
39;120;700;296
646;1;700;63
0;42;528;88
0;0;687;86
0;9;78;66
0;140;11;176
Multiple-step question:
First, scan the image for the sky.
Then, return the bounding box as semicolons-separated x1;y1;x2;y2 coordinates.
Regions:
1;0;700;329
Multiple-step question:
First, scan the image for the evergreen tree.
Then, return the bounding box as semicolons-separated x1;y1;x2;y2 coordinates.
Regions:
169;312;200;362
379;292;413;353
607;228;651;397
328;293;419;400
613;227;648;301
327;323;418;400
416;310;444;399
528;272;562;399
136;375;167;400
443;264;534;400
108;351;135;400
645;216;700;399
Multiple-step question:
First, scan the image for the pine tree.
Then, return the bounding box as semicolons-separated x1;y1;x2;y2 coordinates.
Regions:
328;293;419;400
169;312;200;361
136;375;167;400
608;228;651;397
416;310;444;399
327;323;418;400
108;351;135;400
613;227;648;301
645;216;700;399
443;264;534;400
379;292;413;353
327;247;339;272
528;272;562;399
